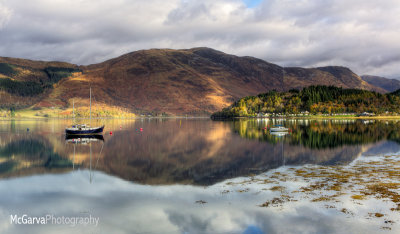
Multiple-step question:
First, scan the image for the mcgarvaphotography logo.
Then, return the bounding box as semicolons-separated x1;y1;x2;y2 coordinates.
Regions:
10;214;99;227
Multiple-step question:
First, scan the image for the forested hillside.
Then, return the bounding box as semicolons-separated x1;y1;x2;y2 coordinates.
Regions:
0;61;81;109
211;86;400;118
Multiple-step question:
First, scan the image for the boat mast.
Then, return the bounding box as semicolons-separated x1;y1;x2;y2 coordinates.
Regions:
72;99;75;122
90;87;92;126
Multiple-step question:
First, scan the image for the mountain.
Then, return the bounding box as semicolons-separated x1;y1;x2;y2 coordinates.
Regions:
361;75;400;93
0;48;387;115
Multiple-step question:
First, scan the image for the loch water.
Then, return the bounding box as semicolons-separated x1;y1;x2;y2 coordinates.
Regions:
1;118;400;234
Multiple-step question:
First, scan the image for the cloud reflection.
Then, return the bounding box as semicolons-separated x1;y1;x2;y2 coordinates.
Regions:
0;167;397;234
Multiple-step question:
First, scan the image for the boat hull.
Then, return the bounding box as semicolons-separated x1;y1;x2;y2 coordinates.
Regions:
270;127;289;132
65;126;104;135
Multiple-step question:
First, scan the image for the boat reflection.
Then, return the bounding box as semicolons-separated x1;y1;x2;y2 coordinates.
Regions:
65;134;104;144
65;134;104;183
270;131;288;137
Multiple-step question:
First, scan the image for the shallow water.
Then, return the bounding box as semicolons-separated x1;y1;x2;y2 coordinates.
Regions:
0;118;400;233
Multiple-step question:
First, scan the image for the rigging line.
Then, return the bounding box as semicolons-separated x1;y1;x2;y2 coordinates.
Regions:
95;90;106;123
88;81;94;119
91;88;103;122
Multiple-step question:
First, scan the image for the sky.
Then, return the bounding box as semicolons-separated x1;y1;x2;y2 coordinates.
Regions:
0;0;399;78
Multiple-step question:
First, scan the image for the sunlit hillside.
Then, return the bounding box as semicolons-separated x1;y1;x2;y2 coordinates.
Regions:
0;48;391;116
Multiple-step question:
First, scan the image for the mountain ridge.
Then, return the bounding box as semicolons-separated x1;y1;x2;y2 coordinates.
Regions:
0;47;389;115
361;75;400;93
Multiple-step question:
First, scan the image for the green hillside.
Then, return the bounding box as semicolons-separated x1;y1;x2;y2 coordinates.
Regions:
0;63;81;109
211;85;400;119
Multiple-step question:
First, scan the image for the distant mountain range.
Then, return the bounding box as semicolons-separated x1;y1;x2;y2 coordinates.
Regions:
361;75;400;93
0;47;398;115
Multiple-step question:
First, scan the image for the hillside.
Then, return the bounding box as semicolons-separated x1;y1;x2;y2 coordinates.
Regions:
0;57;80;109
361;75;400;93
0;48;388;116
211;85;400;119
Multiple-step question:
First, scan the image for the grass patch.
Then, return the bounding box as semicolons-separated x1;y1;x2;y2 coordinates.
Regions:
270;186;285;192
312;196;335;202
351;194;366;200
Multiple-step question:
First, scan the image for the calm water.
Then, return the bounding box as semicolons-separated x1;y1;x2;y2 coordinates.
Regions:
1;118;400;233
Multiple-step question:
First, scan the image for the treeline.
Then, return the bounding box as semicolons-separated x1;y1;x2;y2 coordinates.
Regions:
212;86;400;118
0;64;81;97
0;78;43;96
63;105;136;118
44;67;81;84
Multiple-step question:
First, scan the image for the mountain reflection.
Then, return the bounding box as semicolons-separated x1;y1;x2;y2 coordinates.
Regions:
0;135;72;175
0;119;400;185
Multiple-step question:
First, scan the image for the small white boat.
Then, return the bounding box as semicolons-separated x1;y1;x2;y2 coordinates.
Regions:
270;125;289;132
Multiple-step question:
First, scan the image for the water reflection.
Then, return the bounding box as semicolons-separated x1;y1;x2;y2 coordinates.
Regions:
0;119;400;185
1;119;400;233
1;168;396;234
0;134;71;174
233;119;400;148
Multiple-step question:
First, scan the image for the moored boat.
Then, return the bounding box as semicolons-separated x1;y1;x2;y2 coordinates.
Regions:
270;125;289;132
65;126;105;136
65;87;104;135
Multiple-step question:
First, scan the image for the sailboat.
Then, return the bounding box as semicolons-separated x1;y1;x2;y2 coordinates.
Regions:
65;87;104;135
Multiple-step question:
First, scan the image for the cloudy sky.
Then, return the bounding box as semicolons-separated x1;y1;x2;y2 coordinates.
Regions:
0;0;399;78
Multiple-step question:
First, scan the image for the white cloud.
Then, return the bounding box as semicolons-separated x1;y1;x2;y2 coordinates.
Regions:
0;0;399;77
0;1;12;29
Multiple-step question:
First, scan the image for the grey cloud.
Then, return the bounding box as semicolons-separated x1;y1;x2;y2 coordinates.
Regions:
167;210;216;233
0;0;399;77
166;2;210;24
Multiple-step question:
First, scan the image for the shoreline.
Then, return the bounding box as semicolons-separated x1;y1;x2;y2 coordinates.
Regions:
212;115;400;120
2;115;400;121
0;116;211;121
